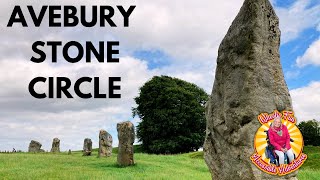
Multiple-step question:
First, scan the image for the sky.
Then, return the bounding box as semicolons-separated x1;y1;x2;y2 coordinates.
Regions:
0;0;319;151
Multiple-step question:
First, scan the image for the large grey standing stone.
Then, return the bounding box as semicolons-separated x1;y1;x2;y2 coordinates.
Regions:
50;138;60;153
99;129;113;157
117;121;135;166
203;0;297;179
28;140;42;153
83;138;92;156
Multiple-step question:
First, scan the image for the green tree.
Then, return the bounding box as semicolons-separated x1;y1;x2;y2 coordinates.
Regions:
297;119;320;146
133;76;208;154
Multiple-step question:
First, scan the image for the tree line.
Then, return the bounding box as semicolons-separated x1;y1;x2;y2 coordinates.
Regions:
298;119;320;146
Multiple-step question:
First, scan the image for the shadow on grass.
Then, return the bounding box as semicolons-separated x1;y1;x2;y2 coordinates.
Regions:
87;161;138;169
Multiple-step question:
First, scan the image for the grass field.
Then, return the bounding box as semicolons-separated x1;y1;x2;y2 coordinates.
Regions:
298;146;320;180
0;146;319;179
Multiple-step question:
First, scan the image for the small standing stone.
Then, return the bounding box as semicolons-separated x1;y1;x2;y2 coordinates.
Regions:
68;149;72;155
99;129;113;157
117;121;135;166
50;138;60;153
83;138;92;156
28;140;42;153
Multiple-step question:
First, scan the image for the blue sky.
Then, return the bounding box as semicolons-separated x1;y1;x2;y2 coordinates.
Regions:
133;50;172;69
129;0;320;91
281;26;320;90
0;0;319;151
275;0;296;7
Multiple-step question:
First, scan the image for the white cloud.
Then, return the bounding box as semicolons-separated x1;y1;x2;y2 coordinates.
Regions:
155;61;215;93
296;38;320;67
0;0;244;62
0;57;154;151
284;70;300;80
0;54;214;151
275;0;320;44
1;0;318;60
0;0;224;152
0;57;152;111
0;108;129;151
117;0;243;61
290;81;320;122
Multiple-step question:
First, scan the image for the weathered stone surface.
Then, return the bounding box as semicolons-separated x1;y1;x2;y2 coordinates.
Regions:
99;129;113;157
203;0;297;179
117;121;135;166
50;138;60;153
83;138;92;156
28;140;42;153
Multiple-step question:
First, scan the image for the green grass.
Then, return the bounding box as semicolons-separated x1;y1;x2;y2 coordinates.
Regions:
0;146;318;179
298;146;320;179
0;148;210;180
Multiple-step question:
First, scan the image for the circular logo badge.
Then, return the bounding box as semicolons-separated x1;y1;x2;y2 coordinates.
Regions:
250;110;307;176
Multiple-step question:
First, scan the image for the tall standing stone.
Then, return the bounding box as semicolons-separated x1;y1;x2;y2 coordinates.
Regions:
203;0;297;179
83;138;92;156
117;121;135;166
28;140;42;153
99;129;113;157
50;138;60;153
